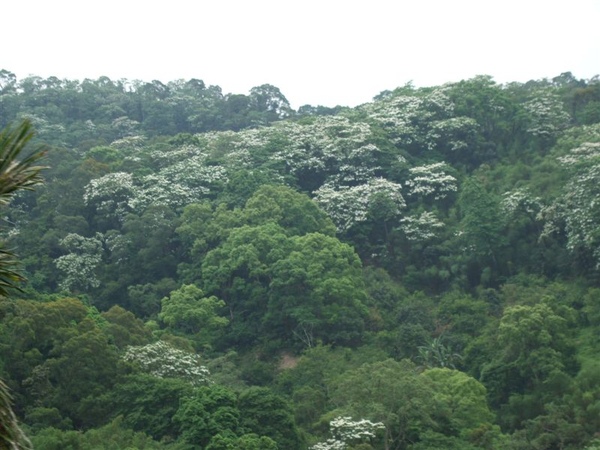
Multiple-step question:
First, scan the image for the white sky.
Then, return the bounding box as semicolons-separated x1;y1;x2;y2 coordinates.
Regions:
3;0;600;108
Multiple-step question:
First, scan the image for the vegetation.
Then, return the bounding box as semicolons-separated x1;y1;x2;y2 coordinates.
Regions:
1;69;600;449
0;120;46;449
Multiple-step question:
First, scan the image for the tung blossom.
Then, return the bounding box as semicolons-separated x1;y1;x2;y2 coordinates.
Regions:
123;341;210;386
400;211;445;242
314;178;405;232
55;233;104;292
523;92;571;138
310;416;385;450
406;162;457;199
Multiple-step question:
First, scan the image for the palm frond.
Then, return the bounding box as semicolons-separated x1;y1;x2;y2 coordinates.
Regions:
0;120;45;450
0;379;32;450
0;247;25;297
0;119;47;206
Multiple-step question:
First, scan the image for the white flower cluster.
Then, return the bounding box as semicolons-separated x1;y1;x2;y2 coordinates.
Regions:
270;117;380;184
84;172;137;220
423;87;455;116
109;135;146;151
406;162;457;199
501;189;542;216
557;142;600;167
314;184;370;232
223;128;271;168
310;439;347;450
362;88;455;147
363;87;481;156
192;127;280;169
399;211;445;242
541;136;600;267
196;130;234;148
111;116;140;136
162;157;227;186
426;116;479;152
123;341;210;386
330;416;385;441
314;178;405;232
18;113;66;140
84;144;229;217
231;127;273;150
55;233;104;291
148;144;206;168
563;163;600;257
523;92;571;138
310;416;385;450
103;230;131;265
129;176;203;212
537;203;564;241
366;95;425;129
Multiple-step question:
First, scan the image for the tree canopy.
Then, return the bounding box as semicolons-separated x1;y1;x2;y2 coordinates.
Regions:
1;70;600;449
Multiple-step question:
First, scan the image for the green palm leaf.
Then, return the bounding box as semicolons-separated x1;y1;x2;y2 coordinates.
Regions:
0;119;46;206
0;119;46;449
0;380;32;450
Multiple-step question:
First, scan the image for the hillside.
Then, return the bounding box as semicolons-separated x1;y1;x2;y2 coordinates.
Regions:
1;70;600;449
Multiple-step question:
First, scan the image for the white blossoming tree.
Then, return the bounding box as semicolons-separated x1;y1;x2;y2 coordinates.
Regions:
83;171;136;222
361;87;480;158
314;178;406;232
405;162;458;202
553;140;600;267
310;416;385;450
270;117;381;189
523;90;571;140
123;340;210;386
399;211;445;243
501;188;543;218
55;232;104;292
85;143;229;220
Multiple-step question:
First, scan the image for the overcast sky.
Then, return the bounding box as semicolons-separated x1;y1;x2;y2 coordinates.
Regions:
4;0;599;108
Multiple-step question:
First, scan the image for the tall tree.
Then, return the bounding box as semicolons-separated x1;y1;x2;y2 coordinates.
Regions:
456;177;505;287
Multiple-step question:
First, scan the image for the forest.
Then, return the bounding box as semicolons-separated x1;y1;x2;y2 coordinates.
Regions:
1;68;600;449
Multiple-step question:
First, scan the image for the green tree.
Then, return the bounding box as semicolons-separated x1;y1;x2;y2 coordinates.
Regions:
42;318;120;428
446;75;524;165
267;232;369;347
108;374;194;441
456;177;505;287
174;385;240;448
420;369;495;440
242;184;336;237
202;222;369;348
201;222;292;345
332;359;438;450
29;415;177;449
238;387;303;450
500;302;575;379
159;284;228;348
481;299;578;420
206;432;278;450
417;335;463;370
101;305;153;349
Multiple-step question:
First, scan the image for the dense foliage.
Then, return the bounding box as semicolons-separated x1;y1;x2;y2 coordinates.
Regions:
1;69;600;449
